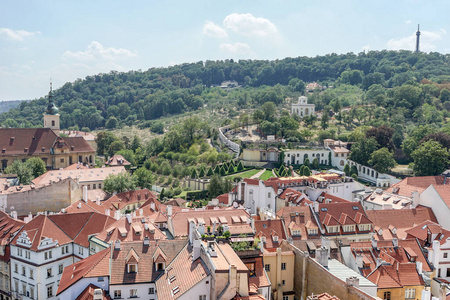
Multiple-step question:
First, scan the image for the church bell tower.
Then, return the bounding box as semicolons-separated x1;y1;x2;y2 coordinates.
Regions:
43;82;60;135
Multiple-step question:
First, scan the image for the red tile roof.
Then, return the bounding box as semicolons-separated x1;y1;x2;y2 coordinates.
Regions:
0;211;24;262
386;175;446;197
254;219;286;249
278;188;312;206
155;243;209;299
75;284;110;300
32;166;126;185
64;200;104;214
0;128;58;156
242;256;271;288
405;220;450;245
307;293;340;300
318;192;350;203
57;248;111;295
367;263;424;288
110;240;187;285
169;208;252;237
276;206;320;240
318;202;372;235
100;189;157;212
366;206;437;240
105;154;131;166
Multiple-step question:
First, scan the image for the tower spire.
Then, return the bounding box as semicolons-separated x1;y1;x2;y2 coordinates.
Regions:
415;24;421;53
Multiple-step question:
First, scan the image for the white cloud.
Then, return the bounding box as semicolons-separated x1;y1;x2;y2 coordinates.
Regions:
387;30;445;52
203;21;228;38
0;28;40;41
404;20;412;24
223;13;277;37
63;41;137;62
362;45;371;52
219;42;252;54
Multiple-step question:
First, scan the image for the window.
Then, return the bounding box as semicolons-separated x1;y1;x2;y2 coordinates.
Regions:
51;120;55;127
447;268;450;277
60;158;64;163
58;264;63;274
156;262;164;271
22;266;26;276
47;267;52;278
199;296;206;300
29;268;33;279
438;268;441;277
93;184;97;189
26;251;30;259
268;192;271;198
282;279;285;286
30;287;34;299
78;247;83;255
265;264;270;272
22;283;26;296
47;286;53;298
445;252;448;258
114;290;122;299
17;248;22;257
149;287;155;294
14;263;18;273
383;292;391;300
98;277;104;282
128;264;137;273
283;296;289;300
405;288;415;299
130;289;137;298
281;263;286;270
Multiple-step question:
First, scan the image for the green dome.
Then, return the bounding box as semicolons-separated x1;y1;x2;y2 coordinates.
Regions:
46;102;59;115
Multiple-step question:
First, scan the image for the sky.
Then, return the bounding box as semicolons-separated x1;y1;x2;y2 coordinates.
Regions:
1;0;449;101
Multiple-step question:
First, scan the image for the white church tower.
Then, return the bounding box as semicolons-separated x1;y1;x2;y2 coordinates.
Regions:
43;82;60;135
291;96;315;118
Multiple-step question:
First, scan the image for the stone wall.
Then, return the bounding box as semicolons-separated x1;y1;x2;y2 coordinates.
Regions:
218;125;240;154
4;178;81;216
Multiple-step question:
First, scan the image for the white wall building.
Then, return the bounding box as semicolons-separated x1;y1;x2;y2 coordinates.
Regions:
291;96;315;117
235;179;277;215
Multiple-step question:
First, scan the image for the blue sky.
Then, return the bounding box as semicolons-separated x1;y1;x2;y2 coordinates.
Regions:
1;0;449;101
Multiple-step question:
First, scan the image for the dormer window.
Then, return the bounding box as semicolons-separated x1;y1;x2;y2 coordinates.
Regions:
156;262;165;271
273;235;278;242
261;236;266;243
128;264;137;273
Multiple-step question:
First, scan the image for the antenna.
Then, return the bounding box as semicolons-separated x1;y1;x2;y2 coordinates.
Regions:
415;24;421;53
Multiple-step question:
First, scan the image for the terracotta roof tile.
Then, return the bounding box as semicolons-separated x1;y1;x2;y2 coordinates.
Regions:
57;248;111;295
105;154;131;166
75;284;110;300
254;219;286;249
155;244;209;299
276;206;320;240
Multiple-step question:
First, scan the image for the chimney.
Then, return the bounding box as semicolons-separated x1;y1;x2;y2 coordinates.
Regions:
83;186;88;202
314;201;319;213
139;209;143;216
346;276;359;288
230;264;237;282
321;236;330;257
167;205;172;217
392;238;398;248
114;240;121;250
93;289;103;300
355;254;363;269
416;261;423;275
114;210;121;221
315;246;328;268
143;236;150;246
193;239;201;261
150;202;155;211
371;237;377;250
77;202;82;209
96;196;100;206
411;191;420;208
105;209;110;217
376;257;382;268
126;214;132;224
10;211;17;220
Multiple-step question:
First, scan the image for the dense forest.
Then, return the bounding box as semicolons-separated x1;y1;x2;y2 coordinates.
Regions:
1;50;450;131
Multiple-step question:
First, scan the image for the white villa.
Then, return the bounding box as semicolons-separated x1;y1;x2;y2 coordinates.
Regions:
291;96;315;117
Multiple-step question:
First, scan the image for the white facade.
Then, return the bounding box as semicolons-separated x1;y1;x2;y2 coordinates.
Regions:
173;277;210;300
418;186;450;229
284;149;329;166
428;239;450;282
10;232;90;300
110;283;157;300
291;96;315;117
236;181;276;215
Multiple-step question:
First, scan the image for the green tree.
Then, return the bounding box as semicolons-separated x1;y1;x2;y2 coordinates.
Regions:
368;148;396;173
299;165;305;176
160;188;165;201
350;165;358;177
321;112;329;130
220;166;227;176
198;167;206;178
227;163;234;174
103;172;137;194
4;160;33;184
312;158;319;170
105;116;119;129
344;164;350;176
191;169;198;179
108;140;125;158
214;164;221;174
411;140;449;176
131;135;142;152
206;166;214;176
303;166;311;176
304;158;310;168
237;161;244;171
350;137;379;165
25;157;47;178
133;167;154;189
95;131;119;156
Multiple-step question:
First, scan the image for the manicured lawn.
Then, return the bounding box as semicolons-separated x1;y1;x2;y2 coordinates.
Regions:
259;170;276;180
227;169;260;180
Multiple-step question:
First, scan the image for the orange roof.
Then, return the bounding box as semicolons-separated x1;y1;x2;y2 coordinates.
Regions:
386;175;445;197
319;192;350;203
242;256;270;288
110;240;187;285
254;219;286;249
57;248;111;295
307;293;340;300
170;208;252;237
155;244;209;299
318;202;371;235
105;154;131;166
75;284;110;300
367;263;424;288
366;206;437;240
100;189;157;212
64;163;89;170
276;206;320;240
65;200;104;214
0;211;24;261
405;220;450;245
32;166;126;185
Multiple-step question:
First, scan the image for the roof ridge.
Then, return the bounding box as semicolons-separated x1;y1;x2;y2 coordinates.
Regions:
72;212;94;241
46;215;77;242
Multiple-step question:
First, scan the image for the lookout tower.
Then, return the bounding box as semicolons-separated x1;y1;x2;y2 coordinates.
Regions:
415;24;421;53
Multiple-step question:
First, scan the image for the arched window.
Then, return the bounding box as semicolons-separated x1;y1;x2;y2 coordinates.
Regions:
51;120;55;127
340;160;345;166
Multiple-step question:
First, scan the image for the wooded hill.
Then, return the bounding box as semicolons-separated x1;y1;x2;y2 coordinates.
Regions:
1;50;450;131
